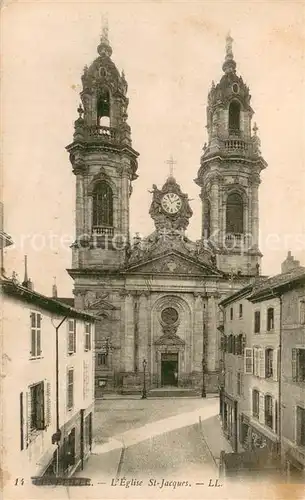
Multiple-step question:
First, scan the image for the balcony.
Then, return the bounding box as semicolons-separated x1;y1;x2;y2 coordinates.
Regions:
92;226;114;236
87;125;117;143
223;139;250;154
225;233;248;249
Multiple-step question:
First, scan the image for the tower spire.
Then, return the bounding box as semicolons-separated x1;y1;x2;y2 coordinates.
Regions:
222;31;236;74
97;15;112;57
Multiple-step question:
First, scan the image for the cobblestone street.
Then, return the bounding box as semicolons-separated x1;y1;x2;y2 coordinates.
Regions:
76;396;232;485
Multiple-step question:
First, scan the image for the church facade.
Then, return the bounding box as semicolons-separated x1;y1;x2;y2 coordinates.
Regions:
66;28;267;395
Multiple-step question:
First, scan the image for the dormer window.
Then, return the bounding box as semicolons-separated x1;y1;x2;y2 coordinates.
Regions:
229;100;240;133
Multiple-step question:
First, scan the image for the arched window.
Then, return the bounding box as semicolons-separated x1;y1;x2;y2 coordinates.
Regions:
226;192;244;234
92;181;113;227
229;100;240;133
97;89;110;127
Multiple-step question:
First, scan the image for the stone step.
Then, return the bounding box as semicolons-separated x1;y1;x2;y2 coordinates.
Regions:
148;388;201;398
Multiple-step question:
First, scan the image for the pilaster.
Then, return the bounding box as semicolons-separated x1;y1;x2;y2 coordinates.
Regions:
192;293;204;372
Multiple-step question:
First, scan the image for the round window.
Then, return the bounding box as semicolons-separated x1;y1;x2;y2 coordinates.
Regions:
161;307;179;325
232;83;239;94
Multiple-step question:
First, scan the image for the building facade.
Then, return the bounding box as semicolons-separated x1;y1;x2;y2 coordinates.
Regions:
1;278;96;481
66;29;266;395
281;275;305;482
220;255;305;479
218;284;253;451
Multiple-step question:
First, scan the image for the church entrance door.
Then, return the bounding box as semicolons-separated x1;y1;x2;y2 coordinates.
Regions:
161;353;178;387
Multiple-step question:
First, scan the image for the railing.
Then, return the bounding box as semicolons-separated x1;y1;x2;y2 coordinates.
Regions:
224;139;249;153
87;125;117;142
92;226;114;236
225;233;246;244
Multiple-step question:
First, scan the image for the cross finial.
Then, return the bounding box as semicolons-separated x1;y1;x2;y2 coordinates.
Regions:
165;155;177;178
222;30;236;74
225;31;234;59
101;14;109;41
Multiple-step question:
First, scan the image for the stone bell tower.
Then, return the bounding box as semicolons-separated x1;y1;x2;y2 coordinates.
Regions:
195;34;267;276
66;24;139;271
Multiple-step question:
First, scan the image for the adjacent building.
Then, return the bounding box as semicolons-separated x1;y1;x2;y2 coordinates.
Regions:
220;253;305;481
218;282;254;451
66;28;266;395
1;277;96;480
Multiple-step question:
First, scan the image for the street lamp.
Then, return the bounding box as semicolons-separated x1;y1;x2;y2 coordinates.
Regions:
141;358;147;399
201;357;206;398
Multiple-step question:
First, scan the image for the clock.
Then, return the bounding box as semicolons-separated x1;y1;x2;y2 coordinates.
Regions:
161;193;182;214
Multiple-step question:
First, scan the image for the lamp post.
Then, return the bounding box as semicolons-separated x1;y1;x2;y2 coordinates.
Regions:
201;357;206;398
141;358;147;399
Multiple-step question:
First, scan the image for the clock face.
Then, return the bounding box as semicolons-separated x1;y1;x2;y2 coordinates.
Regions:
161;193;182;214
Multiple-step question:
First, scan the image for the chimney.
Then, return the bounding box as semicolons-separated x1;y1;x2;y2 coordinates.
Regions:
281;251;300;274
22;255;34;290
52;277;58;298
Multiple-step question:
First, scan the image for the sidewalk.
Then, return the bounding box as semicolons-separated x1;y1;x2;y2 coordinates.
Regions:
97;392;219;400
199;414;233;468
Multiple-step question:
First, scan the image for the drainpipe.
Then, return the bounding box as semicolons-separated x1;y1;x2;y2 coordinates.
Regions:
278;295;283;462
52;315;68;476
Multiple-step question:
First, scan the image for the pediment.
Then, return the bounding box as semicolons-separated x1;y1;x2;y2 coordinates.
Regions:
86;298;117;311
125;251;222;277
155;333;185;346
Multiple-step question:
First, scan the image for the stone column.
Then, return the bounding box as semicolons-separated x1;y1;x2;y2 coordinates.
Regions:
131;291;139;373
251;181;260;249
200;190;205;240
121;163;130;238
124;292;134;372
75;173;84;239
207;294;218;372
193;293;204;372
210;178;220;246
138;292;149;367
83;174;90;236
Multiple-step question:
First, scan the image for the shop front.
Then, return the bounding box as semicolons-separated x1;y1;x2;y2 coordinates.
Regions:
222;394;238;451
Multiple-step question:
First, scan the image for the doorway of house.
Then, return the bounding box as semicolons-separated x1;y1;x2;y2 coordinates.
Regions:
161;352;178;386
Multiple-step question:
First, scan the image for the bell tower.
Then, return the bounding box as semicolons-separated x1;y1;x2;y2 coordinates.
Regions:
195;34;267;276
66;24;139;271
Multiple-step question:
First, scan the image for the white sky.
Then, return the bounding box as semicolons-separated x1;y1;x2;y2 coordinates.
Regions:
1;0;305;296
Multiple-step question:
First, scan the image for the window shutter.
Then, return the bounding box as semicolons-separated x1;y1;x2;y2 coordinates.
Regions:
259;392;265;424
20;392;24;451
273;348;279;382
26;391;31;447
37;330;41;356
83;361;89;400
274;399;278;434
253;347;258;376
259;348;266;378
37;383;45;430
45;381;51;427
73;322;77;353
292;348;297;382
244;348;253;374
31;329;36;357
